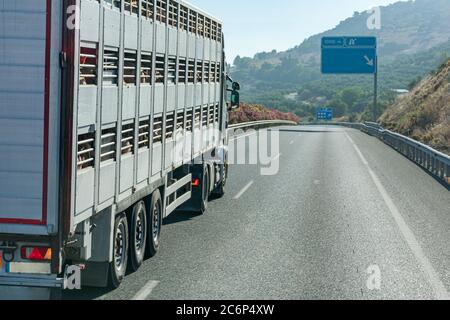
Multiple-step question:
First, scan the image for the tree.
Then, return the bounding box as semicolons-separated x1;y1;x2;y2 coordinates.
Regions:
340;87;363;111
329;98;348;117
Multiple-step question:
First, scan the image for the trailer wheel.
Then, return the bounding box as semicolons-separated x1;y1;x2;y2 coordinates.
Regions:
129;201;147;272
145;190;162;258
212;163;227;198
109;214;129;289
199;166;210;215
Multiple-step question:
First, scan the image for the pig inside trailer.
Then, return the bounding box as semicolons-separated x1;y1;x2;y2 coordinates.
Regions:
0;0;240;299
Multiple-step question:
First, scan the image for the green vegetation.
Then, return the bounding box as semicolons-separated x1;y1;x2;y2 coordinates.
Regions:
231;0;450;121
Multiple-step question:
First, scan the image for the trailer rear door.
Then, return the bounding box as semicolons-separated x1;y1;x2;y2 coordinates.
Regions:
0;0;62;236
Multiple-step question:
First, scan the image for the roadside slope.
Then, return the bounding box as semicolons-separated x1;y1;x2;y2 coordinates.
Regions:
379;60;450;155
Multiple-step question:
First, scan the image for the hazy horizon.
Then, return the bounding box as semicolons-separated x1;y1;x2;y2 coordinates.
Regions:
188;0;403;62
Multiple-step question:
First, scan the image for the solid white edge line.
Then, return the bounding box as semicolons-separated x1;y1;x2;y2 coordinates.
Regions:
345;131;449;300
233;181;254;200
132;280;160;301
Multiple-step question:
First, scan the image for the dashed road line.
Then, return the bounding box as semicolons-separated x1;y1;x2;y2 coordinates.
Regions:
233;181;254;200
132;280;160;300
272;153;282;161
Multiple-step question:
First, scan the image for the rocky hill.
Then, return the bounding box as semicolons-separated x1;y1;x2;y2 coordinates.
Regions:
232;0;450;120
379;59;450;154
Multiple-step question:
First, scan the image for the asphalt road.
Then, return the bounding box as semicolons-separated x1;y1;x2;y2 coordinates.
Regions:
65;125;450;300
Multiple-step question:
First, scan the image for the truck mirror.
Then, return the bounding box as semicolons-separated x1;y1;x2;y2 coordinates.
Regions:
230;90;240;108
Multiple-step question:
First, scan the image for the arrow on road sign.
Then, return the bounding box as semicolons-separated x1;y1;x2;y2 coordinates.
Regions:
364;55;374;67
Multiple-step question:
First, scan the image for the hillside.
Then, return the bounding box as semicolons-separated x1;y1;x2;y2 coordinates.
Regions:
379;59;450;155
232;0;450;120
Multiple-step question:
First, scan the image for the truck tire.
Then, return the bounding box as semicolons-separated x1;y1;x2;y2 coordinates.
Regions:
128;201;147;272
212;163;227;198
145;190;162;258
109;214;129;289
199;166;210;215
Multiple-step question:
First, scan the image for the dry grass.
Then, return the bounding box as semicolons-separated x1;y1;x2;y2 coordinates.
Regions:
379;60;450;155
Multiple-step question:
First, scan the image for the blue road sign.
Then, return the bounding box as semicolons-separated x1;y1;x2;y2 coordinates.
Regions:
316;108;333;121
321;36;377;74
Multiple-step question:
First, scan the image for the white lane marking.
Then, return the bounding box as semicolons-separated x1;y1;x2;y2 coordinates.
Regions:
132;280;160;300
345;132;449;300
272;153;282;161
233;181;254;200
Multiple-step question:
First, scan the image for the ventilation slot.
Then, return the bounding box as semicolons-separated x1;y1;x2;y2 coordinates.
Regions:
138;119;150;149
142;0;154;19
141;52;152;85
103;48;119;86
155;54;165;84
186;109;193;133
156;0;167;24
188;59;195;83
166;112;175;140
202;106;208;127
168;1;178;28
121;122;135;156
124;51;137;85
180;5;188;31
80;44;97;86
124;0;138;14
153;115;163;144
77;132;95;170
178;58;186;83
101;127;117;163
194;107;201;129
196;61;203;83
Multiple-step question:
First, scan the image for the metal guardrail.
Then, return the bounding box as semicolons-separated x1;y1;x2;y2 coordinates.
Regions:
303;122;450;187
228;120;298;131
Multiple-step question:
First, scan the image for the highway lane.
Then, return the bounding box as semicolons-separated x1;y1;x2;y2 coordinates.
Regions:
64;125;450;300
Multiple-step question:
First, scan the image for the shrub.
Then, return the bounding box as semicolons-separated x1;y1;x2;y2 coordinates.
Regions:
229;103;300;125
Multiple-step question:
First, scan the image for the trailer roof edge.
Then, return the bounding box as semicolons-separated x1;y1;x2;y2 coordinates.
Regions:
179;0;223;24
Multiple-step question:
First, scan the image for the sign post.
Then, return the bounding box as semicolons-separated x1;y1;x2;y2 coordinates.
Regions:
373;60;378;121
321;36;378;120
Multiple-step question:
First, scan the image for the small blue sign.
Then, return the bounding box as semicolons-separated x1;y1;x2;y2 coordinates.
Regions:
316;108;333;121
321;36;377;74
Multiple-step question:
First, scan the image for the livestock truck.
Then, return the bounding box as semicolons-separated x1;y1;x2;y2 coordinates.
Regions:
0;0;239;299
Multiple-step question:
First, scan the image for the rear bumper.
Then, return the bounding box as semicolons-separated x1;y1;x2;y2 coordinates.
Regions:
0;273;62;288
0;286;55;300
0;274;63;300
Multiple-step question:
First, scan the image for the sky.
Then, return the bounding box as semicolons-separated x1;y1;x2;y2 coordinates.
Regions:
188;0;401;63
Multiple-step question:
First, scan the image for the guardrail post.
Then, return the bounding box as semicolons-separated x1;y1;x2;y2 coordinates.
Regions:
432;156;436;175
439;160;444;179
443;162;448;180
427;154;431;171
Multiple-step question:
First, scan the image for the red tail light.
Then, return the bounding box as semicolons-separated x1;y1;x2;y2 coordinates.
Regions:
21;247;52;261
192;178;201;187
